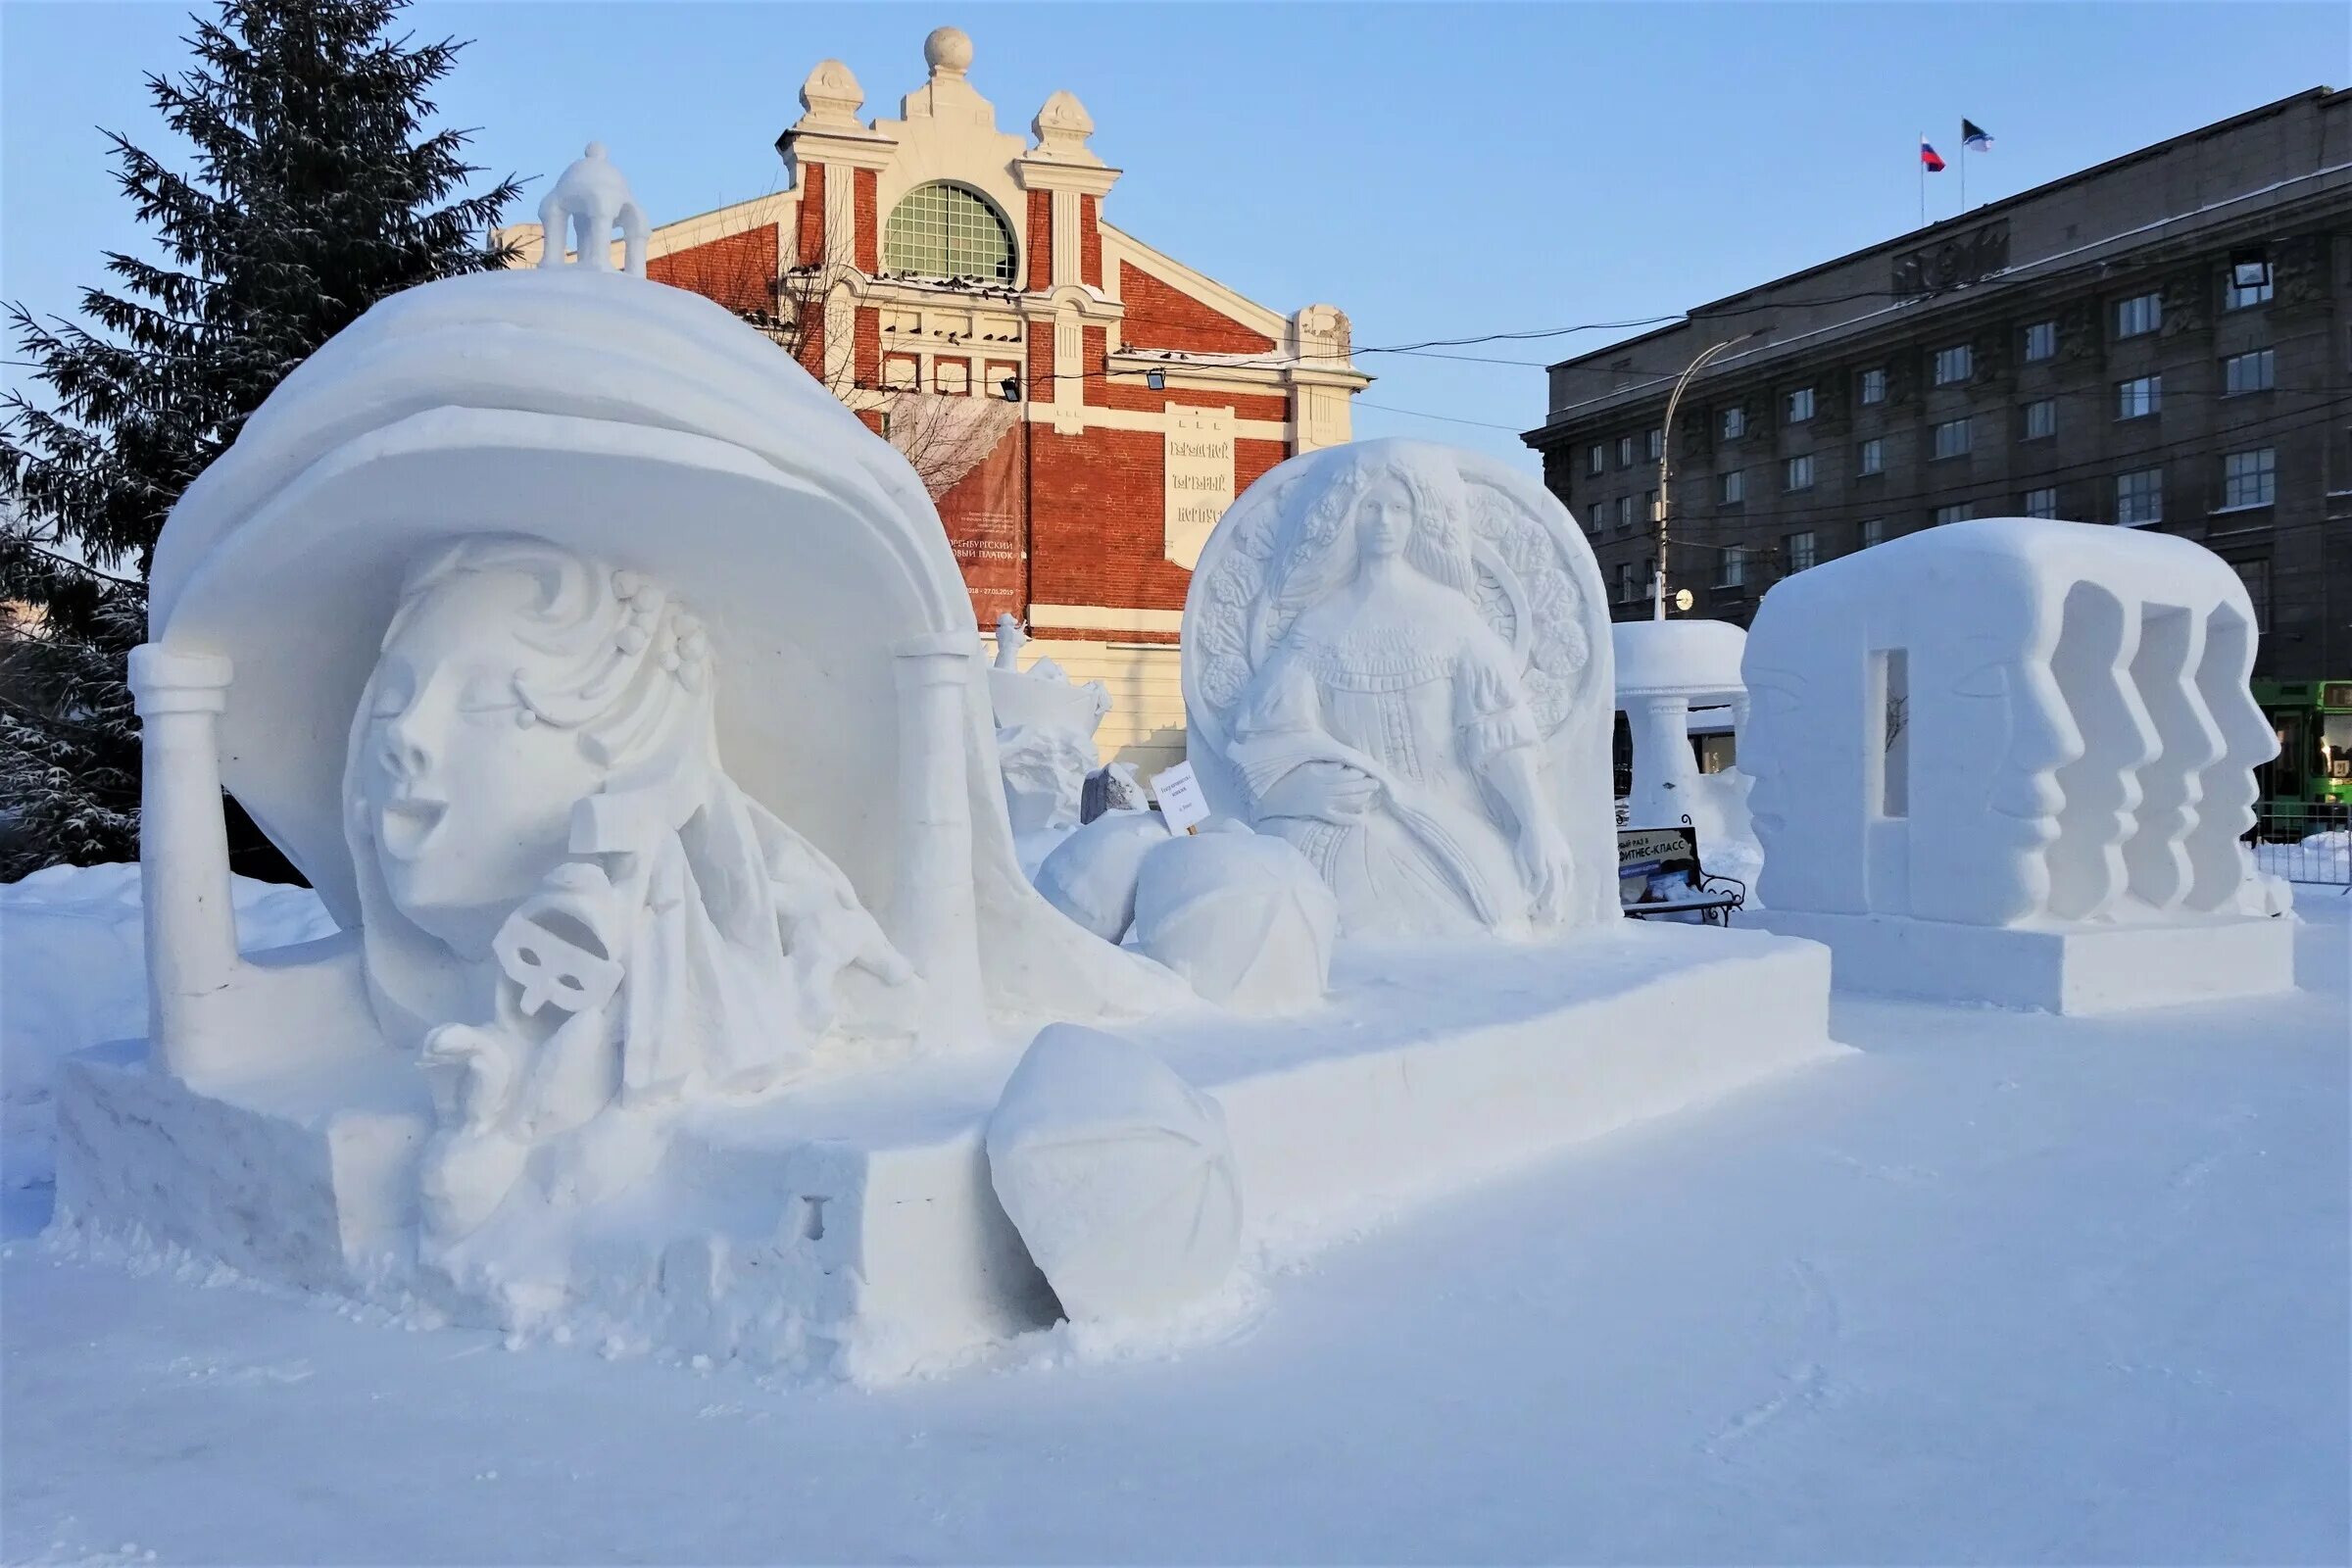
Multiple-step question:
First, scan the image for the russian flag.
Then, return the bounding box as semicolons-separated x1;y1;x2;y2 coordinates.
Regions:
1920;138;1946;172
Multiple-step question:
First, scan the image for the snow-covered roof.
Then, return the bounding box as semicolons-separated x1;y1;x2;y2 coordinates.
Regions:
1612;618;1748;704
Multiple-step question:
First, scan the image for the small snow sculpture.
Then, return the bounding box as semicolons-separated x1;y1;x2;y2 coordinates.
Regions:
348;537;914;1241
537;143;648;277
1741;517;2292;1011
1130;833;1336;1013
1613;618;1753;845
1183;439;1618;939
988;613;1112;836
1033;811;1171;942
986;1024;1242;1322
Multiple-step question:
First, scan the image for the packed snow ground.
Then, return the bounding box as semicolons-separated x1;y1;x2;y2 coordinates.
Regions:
2;870;2345;1564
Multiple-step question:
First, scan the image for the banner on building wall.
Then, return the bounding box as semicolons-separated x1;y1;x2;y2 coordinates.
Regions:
1163;408;1236;570
923;406;1025;628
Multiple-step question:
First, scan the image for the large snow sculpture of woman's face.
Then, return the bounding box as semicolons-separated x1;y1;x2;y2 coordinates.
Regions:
341;535;911;1248
357;562;619;956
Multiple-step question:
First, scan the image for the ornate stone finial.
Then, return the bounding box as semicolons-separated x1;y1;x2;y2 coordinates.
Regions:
797;58;866;130
537;142;648;277
1029;89;1101;164
924;24;973;78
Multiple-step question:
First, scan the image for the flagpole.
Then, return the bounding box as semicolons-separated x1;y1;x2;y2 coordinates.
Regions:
1960;131;1967;215
1919;130;1926;228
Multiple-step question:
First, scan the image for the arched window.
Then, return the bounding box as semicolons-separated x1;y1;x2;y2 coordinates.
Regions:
882;182;1016;282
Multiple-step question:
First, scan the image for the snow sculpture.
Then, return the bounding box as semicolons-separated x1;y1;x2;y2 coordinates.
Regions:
1613;618;1753;845
1130;832;1336;1013
112;142;1187;1266
537;143;647;276
1742;517;2294;1012
351;537;917;1241
989;613;1112;835
1034;810;1171;942
1183;439;1617;939
986;1024;1242;1322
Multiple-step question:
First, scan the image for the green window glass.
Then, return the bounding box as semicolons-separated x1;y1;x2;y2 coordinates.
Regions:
883;182;1015;282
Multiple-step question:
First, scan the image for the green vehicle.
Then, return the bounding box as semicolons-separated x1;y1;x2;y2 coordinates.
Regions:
2253;678;2352;832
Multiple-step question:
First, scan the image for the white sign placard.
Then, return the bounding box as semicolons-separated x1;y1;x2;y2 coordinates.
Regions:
1163;408;1236;570
1151;760;1211;836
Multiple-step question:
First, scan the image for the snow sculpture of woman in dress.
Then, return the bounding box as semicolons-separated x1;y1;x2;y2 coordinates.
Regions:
345;535;913;1243
1189;442;1609;939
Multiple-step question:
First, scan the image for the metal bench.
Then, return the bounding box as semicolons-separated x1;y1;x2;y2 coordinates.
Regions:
1617;820;1746;926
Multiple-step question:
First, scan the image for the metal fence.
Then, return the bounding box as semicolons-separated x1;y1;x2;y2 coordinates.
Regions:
2251;803;2352;887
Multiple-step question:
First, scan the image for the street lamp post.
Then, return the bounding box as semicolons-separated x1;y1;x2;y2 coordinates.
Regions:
1653;327;1767;620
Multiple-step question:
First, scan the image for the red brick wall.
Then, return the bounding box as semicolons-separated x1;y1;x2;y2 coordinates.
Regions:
1027;190;1054;291
1079;196;1102;287
854;307;880;389
646;227;777;316
1118;262;1276;355
797;163;826;266
854;169;878;273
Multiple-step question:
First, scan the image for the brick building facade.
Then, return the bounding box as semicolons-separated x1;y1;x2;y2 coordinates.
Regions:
1523;88;2352;687
513;26;1367;772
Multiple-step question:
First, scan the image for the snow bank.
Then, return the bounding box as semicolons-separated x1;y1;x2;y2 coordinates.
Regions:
0;864;333;1191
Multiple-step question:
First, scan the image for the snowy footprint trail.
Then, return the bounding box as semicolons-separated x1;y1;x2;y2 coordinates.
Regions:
5;900;2345;1564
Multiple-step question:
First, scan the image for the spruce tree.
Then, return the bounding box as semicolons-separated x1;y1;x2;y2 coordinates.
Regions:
0;0;519;879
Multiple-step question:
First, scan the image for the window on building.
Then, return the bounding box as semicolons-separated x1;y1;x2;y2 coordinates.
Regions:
2024;319;2057;362
1642;488;1659;524
1646;428;1663;461
2115;291;2162;338
1857;437;1885;475
1618;435;1636;467
1785;454;1814;491
1722;406;1746;440
2023;398;2056;440
1721;468;1746;505
1933;344;1973;385
1933;502;1973;526
1587;443;1607;476
1860;517;1886;549
2225;257;2273;311
2116;374;2162;419
1859;368;1887;405
1786;386;1815;423
2023;486;2059;518
1933;416;1972;459
1719;546;1748;588
2231;557;2272;630
2117;466;2164;526
933;359;971;396
1786;530;1818;572
1616;561;1640;602
883;181;1016;282
2224;348;2275;395
2222;448;2276;510
1618;495;1636;531
882;357;919;390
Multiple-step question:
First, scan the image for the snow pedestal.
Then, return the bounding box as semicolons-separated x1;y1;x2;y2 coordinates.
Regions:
52;917;1843;1380
1612;619;1753;847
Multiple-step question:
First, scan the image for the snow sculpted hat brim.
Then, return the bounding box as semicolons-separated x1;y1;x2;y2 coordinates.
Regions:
149;267;1184;1020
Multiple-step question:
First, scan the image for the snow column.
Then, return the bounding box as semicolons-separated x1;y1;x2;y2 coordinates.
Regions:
127;644;240;1078
1628;694;1700;829
892;631;985;1032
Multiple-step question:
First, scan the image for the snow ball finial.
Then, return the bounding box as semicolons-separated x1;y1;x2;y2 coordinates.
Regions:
538;141;648;278
924;24;973;78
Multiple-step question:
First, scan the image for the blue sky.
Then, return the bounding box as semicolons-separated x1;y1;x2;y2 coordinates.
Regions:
4;2;2347;468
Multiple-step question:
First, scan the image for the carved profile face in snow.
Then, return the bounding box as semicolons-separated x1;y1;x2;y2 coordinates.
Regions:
346;538;709;959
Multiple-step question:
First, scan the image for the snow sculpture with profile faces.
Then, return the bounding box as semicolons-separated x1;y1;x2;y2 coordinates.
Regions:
1741;516;2292;1012
1183;439;1617;940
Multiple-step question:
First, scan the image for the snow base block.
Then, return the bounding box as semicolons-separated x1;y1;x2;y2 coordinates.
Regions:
1748;907;2296;1014
49;922;1842;1381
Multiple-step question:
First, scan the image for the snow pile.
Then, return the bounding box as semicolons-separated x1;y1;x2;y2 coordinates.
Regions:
0;864;333;1191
